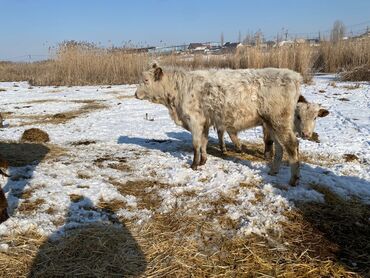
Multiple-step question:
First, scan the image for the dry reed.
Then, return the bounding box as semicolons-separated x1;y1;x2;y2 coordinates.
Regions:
0;39;369;85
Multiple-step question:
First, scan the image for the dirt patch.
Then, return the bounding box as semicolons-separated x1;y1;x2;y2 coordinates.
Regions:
20;128;50;143
9;100;108;126
343;153;359;162
206;141;265;163
339;97;350;101
94;155;131;171
70;140;96;146
109;179;167;210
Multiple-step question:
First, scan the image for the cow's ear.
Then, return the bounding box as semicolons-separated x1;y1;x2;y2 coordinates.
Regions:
318;108;329;117
298;95;308;103
154;67;163;81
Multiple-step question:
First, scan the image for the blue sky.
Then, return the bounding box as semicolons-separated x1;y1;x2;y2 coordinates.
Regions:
1;0;369;60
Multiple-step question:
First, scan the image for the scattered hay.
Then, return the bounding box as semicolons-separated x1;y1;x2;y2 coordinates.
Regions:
20;128;50;143
343;153;359;162
109;179;166;210
0;224;147;278
0;88;6;92
69;194;84;203
18;198;45;214
295;185;370;275
318;89;326;93
0;231;45;278
97;198;127;213
29;224;147;277
11;100;108;126
308;131;320;143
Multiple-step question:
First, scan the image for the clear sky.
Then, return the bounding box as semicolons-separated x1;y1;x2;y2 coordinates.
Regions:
1;0;369;61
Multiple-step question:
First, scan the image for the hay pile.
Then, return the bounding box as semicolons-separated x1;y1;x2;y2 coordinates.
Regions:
20;128;50;143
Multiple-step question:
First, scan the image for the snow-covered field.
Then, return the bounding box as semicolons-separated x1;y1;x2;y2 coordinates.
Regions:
0;75;369;239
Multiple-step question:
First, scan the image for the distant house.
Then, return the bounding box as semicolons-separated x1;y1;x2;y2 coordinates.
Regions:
188;43;205;50
187;43;211;53
352;30;370;41
222;42;242;53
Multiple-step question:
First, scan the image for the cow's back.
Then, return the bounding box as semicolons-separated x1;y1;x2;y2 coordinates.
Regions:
193;68;301;131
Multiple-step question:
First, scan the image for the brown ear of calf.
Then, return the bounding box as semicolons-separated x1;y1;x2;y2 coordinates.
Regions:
298;95;308;103
154;67;163;81
318;108;329;117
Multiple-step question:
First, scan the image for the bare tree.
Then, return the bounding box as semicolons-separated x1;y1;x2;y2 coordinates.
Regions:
331;20;346;42
220;32;224;46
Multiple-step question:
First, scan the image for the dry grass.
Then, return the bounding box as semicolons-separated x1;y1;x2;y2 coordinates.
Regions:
0;183;368;277
1;39;369;85
0;42;148;86
340;65;370;81
315;39;370;74
161;43;314;82
18;198;45;214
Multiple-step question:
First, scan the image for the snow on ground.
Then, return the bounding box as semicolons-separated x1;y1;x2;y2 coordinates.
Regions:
0;76;369;238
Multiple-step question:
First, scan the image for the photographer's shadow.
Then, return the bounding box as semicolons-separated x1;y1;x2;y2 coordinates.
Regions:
28;197;147;277
0;142;49;219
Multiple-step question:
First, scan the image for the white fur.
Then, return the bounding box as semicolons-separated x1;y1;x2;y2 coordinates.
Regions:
136;66;303;185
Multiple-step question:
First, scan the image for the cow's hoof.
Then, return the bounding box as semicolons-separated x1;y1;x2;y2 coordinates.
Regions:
221;148;227;154
289;176;299;186
191;163;198;170
268;170;278;176
199;158;207;166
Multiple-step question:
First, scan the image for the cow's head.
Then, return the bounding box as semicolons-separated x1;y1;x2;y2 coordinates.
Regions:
135;63;164;103
295;95;329;139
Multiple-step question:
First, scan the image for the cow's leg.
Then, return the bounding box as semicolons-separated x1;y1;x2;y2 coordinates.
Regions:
268;138;283;175
271;130;300;186
263;125;274;160
217;129;227;153
200;126;209;165
190;122;204;170
228;131;242;153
